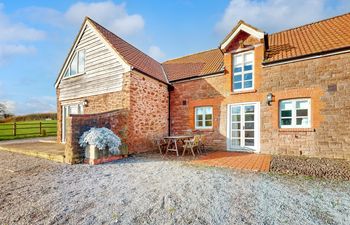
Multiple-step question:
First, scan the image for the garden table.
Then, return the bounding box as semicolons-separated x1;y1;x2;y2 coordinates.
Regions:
163;135;194;156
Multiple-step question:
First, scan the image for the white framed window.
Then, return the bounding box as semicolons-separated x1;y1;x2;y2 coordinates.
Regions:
233;51;254;91
64;50;85;78
195;106;213;129
280;99;311;128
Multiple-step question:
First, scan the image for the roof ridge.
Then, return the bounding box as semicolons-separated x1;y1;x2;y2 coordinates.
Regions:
162;48;220;63
87;17;163;65
271;12;350;35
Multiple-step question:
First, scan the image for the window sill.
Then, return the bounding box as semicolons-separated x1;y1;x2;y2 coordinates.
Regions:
278;128;315;132
231;89;257;95
63;72;85;80
194;128;214;132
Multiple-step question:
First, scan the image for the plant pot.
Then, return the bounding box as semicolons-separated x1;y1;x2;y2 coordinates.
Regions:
84;144;124;165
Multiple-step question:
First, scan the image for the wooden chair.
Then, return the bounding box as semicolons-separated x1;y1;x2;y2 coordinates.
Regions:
182;135;200;157
155;138;167;154
198;135;206;153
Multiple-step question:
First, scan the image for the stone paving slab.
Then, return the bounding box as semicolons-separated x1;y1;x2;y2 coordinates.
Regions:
0;141;65;163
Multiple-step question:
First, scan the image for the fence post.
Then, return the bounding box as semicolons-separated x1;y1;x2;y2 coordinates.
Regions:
13;122;16;136
39;122;42;135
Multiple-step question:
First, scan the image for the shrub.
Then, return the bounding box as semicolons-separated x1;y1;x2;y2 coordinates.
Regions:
79;127;122;155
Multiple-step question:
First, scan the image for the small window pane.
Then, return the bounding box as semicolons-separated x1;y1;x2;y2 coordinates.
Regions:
70;54;78;75
245;139;254;146
244;65;252;71
245;114;254;122
296;100;309;109
234;82;242;90
245;131;254;138
244;73;252;80
234;67;242;73
281;118;292;125
234;75;242;82
232;106;241;114
232;123;240;129
196;114;203;121
205;114;212;120
244;53;253;63
296;109;308;117
280;101;293;110
232;139;240;146
297;118;309;126
197;121;203;127
196;108;203;115
64;68;69;77
244;81;252;88
205;121;212;127
281;110;292;117
232;115;240;121
205;107;212;114
245;122;254;129
232;131;240;138
234;55;243;65
78;50;85;73
245;106;254;113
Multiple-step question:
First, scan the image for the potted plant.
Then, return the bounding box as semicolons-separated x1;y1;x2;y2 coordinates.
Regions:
79;127;123;165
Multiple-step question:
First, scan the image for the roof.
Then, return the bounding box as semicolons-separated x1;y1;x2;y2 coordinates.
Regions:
220;20;264;49
88;18;168;84
266;12;350;63
162;49;224;82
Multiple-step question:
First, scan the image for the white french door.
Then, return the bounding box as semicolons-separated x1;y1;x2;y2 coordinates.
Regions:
227;102;260;152
61;103;84;143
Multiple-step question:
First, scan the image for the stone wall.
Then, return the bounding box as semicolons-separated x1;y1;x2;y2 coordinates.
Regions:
128;71;169;152
64;109;129;164
170;46;350;159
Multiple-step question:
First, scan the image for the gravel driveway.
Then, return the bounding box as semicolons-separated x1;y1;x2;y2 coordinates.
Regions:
0;151;349;225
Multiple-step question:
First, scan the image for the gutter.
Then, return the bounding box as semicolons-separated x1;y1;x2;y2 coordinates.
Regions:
170;70;225;83
167;85;174;136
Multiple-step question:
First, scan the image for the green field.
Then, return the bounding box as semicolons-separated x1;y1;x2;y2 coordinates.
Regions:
0;120;57;141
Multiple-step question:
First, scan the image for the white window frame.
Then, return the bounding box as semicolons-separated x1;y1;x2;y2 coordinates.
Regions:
232;50;254;92
279;98;311;128
64;49;85;78
195;106;213;129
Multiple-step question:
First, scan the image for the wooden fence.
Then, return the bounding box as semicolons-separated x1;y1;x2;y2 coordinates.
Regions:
0;122;57;137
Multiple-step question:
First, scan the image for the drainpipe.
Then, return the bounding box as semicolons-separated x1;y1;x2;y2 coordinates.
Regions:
168;85;174;136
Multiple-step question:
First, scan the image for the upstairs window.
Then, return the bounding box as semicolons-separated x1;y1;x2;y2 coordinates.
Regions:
280;99;311;128
195;106;213;129
233;51;254;91
64;50;85;78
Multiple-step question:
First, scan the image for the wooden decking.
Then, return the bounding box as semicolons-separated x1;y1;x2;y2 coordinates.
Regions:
191;151;271;172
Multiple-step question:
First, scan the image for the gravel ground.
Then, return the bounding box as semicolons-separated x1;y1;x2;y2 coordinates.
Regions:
0;151;350;225
271;155;350;180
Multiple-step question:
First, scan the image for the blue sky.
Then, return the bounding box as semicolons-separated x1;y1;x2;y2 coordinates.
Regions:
0;0;349;115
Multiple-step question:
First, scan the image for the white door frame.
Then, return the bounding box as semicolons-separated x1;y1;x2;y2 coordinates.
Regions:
226;102;260;152
61;103;84;143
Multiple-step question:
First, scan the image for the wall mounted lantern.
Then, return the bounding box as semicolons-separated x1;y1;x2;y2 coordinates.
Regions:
83;99;89;107
267;93;273;106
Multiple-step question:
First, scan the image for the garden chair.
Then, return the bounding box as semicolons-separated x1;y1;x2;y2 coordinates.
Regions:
199;135;206;153
182;135;200;157
155;138;168;154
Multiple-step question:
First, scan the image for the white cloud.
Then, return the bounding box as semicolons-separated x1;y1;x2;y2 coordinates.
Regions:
21;1;145;36
0;4;45;41
17;96;56;115
215;0;350;35
0;44;36;65
148;45;165;61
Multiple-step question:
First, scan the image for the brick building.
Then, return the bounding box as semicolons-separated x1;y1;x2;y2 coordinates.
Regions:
56;13;350;162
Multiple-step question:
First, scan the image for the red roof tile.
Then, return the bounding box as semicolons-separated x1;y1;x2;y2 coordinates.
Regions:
266;12;350;63
88;18;168;84
162;49;224;81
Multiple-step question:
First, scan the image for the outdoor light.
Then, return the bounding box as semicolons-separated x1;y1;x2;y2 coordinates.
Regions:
83;99;89;107
267;93;273;106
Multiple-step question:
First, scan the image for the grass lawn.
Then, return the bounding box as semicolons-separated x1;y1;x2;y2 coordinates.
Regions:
0;120;57;141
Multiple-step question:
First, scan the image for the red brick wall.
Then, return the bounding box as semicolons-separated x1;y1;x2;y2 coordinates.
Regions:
128;71;169;152
170;36;350;159
64;109;129;164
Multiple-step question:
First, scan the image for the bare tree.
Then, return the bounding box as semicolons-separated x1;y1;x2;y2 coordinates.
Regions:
0;103;13;119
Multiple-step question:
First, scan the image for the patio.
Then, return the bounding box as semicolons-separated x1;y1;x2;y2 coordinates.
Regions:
191;151;271;172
